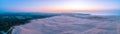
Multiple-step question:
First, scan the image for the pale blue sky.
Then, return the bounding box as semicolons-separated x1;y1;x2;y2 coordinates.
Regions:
0;0;120;15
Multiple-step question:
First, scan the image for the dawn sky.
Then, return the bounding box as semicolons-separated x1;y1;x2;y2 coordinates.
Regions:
0;0;120;15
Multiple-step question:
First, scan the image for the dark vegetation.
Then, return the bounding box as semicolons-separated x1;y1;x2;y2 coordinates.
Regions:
0;13;58;34
0;12;119;34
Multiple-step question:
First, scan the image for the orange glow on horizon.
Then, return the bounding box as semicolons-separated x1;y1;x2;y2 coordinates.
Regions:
7;0;118;13
9;6;110;13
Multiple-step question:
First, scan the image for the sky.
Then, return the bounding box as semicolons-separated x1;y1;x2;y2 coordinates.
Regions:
0;0;120;15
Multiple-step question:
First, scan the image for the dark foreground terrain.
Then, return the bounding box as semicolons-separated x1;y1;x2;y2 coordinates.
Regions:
0;13;57;34
0;13;120;34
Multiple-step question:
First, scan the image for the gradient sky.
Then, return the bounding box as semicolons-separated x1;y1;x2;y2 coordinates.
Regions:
0;0;120;15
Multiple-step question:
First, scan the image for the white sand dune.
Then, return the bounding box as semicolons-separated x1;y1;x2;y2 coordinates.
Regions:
12;16;120;34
